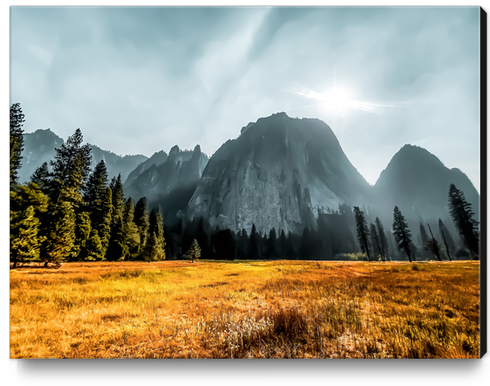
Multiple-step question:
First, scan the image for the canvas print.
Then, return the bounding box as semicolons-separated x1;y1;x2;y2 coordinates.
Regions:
10;6;484;359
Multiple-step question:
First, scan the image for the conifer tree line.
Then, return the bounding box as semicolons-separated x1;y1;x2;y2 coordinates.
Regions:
10;103;481;264
353;190;480;262
10;103;166;266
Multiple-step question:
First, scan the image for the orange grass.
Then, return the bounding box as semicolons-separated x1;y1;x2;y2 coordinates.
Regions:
10;260;480;359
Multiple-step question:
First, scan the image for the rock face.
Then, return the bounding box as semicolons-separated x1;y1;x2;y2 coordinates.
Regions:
88;145;147;182
19;129;148;183
18;129;63;184
124;145;209;203
187;112;372;234
373;144;480;223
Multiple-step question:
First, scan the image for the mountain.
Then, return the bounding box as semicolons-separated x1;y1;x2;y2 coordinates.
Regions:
88;145;147;182
373;144;480;224
124;150;168;187
18;129;148;183
124;145;209;204
187;112;372;234
18;129;62;184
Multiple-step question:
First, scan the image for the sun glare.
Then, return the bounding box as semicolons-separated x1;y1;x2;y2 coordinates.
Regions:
322;87;354;114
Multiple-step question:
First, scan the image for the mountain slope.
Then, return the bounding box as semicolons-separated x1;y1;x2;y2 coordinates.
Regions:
124;145;209;203
373;144;480;223
18;129;148;183
187;112;372;234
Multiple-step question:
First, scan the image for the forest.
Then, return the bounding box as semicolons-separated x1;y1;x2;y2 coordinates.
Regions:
10;103;481;266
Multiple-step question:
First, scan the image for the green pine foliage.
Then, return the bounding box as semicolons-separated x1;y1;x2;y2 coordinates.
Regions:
353;206;371;261
71;211;92;261
144;209;166;262
85;229;104;261
134;197;150;257
375;217;389;261
188;239;201;262
123;198;141;260
10;206;44;267
45;201;76;264
106;215;128;261
392;206;413;262
448;184;479;259
10;103;25;186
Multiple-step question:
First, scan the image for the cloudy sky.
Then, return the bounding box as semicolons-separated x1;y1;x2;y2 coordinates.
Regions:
10;6;481;190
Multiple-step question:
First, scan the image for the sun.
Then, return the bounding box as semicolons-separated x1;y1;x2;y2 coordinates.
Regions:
321;87;356;115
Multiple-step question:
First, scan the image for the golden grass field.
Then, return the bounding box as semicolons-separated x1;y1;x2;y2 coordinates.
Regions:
10;260;481;359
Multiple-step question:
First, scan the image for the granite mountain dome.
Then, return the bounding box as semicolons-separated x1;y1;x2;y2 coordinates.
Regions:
187;112;372;234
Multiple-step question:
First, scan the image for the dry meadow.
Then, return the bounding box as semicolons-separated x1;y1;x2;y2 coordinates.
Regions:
10;260;480;359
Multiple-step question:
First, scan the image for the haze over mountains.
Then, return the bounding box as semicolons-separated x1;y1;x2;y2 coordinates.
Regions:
20;113;479;236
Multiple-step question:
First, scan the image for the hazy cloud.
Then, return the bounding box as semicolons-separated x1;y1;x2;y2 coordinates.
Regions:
10;6;481;190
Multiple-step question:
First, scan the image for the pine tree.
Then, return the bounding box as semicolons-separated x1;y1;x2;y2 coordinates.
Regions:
10;182;50;267
10;206;44;267
134;197;150;258
110;174;124;220
375;217;389;261
266;228;279;258
106;215;128;261
144;209;166;262
85;161;111;259
438;219;454;261
85;229;104;261
278;229;287;258
370;223;383;261
31;162;50;192
71;211;92;261
392;206;413;262
49;128;92;205
353;206;371;260
99;187;113;258
123;198;141;260
45;201;76;264
249;224;260;259
188;239;201;262
448;184;479;259
426;223;442;261
10;103;25;186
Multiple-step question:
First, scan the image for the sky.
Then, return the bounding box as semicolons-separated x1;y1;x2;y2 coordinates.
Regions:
10;6;481;190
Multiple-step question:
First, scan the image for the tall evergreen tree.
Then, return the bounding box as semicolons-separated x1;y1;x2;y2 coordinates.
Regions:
110;174;125;220
31;162;50;192
353;206;371;260
393;206;413;262
448;184;479;259
106;215;128;261
10;103;25;186
438;219;454;261
370;223;383;261
45;201;76;264
10;183;50;266
85;161;111;258
426;223;442;261
49;128;92;205
10;206;44;267
85;229;104;261
71;211;92;261
375;217;389;261
187;239;201;262
144;209;166;261
278;229;288;258
123;198;141;260
249;224;260;259
266;228;279;258
134;197;150;258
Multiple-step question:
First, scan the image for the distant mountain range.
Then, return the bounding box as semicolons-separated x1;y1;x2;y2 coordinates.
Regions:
19;129;147;183
19;114;479;236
